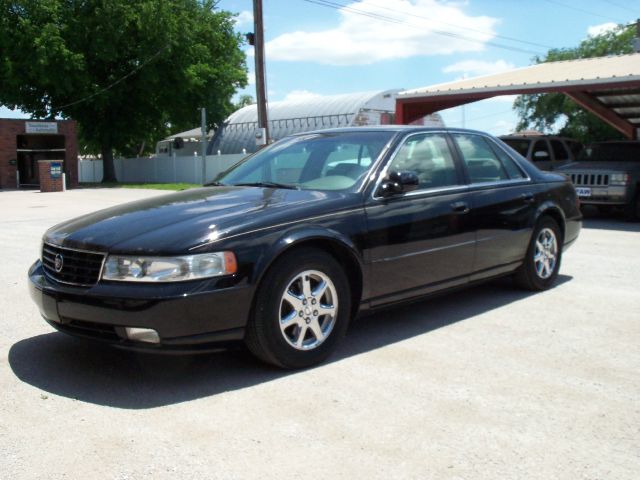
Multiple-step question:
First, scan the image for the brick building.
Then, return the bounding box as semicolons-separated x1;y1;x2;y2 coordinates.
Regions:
0;118;79;189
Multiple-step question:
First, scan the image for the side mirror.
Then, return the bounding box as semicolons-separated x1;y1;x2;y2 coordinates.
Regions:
533;150;549;159
378;171;419;197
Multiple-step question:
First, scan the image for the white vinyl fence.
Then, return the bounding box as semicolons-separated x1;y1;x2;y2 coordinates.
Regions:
79;153;248;184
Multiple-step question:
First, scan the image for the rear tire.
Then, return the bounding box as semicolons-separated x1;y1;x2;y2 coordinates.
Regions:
245;248;351;369
515;216;563;291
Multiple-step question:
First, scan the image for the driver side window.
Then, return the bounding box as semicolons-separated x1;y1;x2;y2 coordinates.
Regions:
388;133;460;190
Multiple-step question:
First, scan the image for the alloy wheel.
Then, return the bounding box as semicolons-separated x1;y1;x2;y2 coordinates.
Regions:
279;270;338;350
533;227;558;279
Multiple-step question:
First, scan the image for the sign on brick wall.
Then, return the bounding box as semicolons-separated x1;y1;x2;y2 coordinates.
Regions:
25;122;58;134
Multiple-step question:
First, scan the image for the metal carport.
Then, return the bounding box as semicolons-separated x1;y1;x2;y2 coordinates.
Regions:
396;53;640;139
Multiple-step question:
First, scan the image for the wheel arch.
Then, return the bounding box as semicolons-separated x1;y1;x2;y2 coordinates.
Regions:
534;202;566;242
252;228;364;320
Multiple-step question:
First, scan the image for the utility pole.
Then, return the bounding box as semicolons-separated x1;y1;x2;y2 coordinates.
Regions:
253;0;269;145
200;107;207;183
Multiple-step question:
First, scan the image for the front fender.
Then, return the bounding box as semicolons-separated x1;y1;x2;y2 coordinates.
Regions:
251;226;365;287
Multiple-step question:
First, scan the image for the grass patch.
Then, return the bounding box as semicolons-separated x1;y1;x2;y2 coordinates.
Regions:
79;182;200;191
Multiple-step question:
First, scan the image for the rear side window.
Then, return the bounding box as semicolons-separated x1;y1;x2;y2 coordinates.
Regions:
490;141;526;179
551;140;570;161
452;133;509;184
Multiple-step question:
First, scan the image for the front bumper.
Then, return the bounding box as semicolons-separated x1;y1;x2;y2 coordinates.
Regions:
28;260;253;353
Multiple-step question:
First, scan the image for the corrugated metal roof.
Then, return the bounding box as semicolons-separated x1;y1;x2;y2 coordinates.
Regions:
399;53;640;98
208;90;401;154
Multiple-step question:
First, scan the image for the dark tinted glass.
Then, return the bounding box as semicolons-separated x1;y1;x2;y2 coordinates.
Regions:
531;139;550;161
502;139;531;157
551;140;569;161
577;143;640;162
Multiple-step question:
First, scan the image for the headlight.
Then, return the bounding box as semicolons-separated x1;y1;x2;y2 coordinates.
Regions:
610;173;629;185
102;252;237;282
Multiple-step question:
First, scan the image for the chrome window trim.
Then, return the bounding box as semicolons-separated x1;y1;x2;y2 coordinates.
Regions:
42;242;107;287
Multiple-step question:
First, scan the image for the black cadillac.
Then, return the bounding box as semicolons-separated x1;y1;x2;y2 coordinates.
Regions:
29;127;581;368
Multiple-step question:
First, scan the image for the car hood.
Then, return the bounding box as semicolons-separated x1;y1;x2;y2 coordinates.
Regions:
45;186;357;254
556;161;640;172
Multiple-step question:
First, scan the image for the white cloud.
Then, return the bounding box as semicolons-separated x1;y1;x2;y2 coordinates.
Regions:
246;71;256;86
587;22;617;37
235;10;253;27
265;0;498;65
282;90;324;102
443;59;515;77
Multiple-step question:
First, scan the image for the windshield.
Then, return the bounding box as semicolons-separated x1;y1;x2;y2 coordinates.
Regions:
577;143;640;162
214;131;395;191
501;138;531;157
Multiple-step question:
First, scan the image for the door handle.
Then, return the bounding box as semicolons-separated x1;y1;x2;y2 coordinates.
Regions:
451;201;470;214
520;193;535;203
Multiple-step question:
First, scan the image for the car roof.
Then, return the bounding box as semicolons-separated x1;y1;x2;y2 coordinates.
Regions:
500;134;578;141
290;126;494;136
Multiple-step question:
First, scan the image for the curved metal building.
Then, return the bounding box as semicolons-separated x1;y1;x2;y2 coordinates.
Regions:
207;89;444;155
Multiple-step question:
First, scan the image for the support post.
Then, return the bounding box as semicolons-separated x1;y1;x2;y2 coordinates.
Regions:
253;0;269;145
201;107;207;183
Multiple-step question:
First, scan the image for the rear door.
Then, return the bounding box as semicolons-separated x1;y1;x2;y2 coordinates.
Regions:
450;132;538;281
364;132;476;305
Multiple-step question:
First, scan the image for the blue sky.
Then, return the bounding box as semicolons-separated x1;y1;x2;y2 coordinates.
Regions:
223;0;638;134
2;0;638;135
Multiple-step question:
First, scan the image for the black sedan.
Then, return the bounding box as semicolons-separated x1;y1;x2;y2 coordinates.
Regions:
29;127;581;368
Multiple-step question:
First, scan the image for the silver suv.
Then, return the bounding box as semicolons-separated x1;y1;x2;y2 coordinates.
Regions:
556;141;640;220
500;134;583;171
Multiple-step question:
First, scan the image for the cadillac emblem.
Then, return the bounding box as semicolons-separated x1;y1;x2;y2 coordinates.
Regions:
54;253;64;273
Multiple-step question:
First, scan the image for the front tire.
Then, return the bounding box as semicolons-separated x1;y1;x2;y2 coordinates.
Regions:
515;216;563;291
245;248;351;369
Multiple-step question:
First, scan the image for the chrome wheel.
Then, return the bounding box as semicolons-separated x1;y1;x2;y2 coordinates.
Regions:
534;227;558;279
279;269;338;351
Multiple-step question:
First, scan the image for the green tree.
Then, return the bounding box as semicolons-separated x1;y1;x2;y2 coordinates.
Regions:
0;0;247;181
513;24;635;144
234;94;255;109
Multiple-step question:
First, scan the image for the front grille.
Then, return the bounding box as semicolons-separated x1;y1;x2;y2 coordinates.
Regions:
42;243;106;287
569;172;609;187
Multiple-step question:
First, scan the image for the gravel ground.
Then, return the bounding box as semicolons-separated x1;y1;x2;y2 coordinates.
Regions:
1;188;638;480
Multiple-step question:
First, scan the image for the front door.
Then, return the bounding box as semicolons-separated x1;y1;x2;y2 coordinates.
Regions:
365;132;476;306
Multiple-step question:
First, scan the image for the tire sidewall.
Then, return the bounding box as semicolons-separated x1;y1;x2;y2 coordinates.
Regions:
254;249;351;368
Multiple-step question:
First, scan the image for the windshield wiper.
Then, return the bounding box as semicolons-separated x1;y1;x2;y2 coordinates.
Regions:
231;182;300;190
204;181;227;187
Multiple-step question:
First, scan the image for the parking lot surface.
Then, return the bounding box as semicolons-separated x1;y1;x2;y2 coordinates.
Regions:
1;188;639;479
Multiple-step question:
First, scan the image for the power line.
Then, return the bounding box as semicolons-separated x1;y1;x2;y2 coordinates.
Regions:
301;0;545;56
599;0;639;15
362;0;556;50
542;0;625;23
446;108;515;126
54;43;170;111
